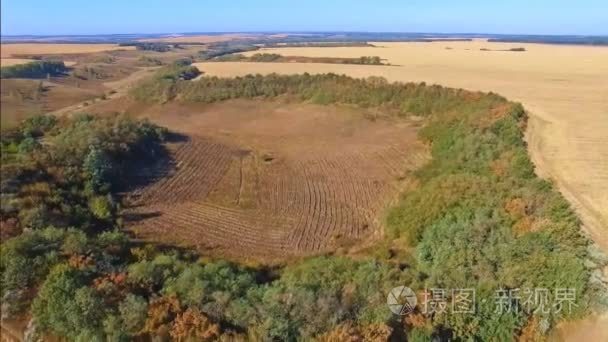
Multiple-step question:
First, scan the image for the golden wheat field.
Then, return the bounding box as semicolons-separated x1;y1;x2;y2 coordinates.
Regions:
194;40;608;251
0;43;134;58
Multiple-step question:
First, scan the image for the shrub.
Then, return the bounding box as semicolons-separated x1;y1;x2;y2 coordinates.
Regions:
249;53;282;62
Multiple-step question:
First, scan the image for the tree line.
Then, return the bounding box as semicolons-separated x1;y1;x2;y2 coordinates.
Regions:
198;42;260;60
0;61;68;79
119;42;173;52
216;53;386;65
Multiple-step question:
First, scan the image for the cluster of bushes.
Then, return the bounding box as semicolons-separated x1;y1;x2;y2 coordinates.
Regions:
211;53;248;62
72;65;112;80
85;54;116;64
0;61;68;79
137;56;165;66
3;74;604;340
157;64;200;81
119;42;172;52
248;53;282;62
0;114;167;235
355;56;383;64
199;43;259;60
131;60;200;103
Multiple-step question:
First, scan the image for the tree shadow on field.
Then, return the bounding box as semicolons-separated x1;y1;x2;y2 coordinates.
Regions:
119;131;190;198
122;210;162;223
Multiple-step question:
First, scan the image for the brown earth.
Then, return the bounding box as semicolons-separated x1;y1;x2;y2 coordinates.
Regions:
1;79;98;129
123;100;428;261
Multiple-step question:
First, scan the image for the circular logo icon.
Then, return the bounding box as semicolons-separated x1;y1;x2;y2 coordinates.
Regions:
387;286;417;315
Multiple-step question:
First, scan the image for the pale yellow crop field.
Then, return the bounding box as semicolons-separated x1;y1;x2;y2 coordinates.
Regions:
194;40;608;250
0;58;78;67
0;43;134;58
0;58;37;66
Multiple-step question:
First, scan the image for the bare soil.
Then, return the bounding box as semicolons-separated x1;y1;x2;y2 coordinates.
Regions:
123;100;428;261
1;79;98;129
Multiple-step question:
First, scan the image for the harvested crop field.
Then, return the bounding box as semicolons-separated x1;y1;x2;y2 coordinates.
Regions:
0;43;134;58
194;40;608;251
0;58;37;66
125;100;427;260
0;58;78;67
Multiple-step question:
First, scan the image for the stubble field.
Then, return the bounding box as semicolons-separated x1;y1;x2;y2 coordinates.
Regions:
194;40;608;252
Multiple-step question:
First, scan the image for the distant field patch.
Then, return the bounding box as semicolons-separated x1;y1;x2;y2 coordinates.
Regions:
0;43;134;58
140;34;254;44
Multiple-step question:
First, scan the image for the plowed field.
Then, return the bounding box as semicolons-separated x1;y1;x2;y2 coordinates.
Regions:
125;100;427;260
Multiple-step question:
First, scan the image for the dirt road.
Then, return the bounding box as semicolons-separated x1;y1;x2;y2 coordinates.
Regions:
48;66;158;117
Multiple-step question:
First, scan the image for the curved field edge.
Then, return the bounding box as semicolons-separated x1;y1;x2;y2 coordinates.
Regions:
0;72;605;340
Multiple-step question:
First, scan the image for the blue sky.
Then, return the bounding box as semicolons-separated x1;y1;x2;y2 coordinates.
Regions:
2;0;607;36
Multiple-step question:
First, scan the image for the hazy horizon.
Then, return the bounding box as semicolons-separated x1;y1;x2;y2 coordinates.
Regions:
2;0;607;36
2;31;608;38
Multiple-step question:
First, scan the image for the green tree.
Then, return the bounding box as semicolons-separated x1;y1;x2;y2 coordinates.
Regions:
33;264;104;338
119;294;148;335
89;195;114;220
83;146;113;193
